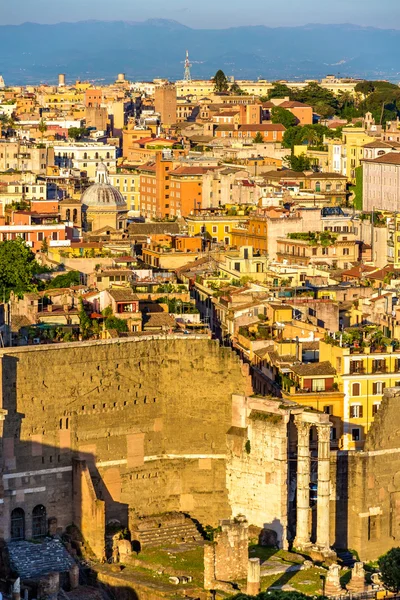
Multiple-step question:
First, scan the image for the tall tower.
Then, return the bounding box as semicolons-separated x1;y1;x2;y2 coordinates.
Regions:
184;50;192;82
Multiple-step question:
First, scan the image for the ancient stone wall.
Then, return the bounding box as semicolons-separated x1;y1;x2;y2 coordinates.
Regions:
330;387;400;560
226;395;289;548
0;337;251;546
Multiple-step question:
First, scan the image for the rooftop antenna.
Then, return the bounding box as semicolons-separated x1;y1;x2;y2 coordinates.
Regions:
184;50;192;82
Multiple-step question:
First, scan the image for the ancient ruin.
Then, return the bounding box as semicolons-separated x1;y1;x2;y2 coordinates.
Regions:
0;333;400;589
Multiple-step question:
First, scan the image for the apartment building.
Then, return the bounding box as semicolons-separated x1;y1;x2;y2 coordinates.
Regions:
53;142;117;179
320;340;400;450
276;232;358;270
0;140;54;174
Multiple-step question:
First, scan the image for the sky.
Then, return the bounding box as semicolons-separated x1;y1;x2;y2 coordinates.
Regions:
1;0;400;29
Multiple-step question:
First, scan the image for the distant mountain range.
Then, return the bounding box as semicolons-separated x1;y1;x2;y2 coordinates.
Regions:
1;20;400;85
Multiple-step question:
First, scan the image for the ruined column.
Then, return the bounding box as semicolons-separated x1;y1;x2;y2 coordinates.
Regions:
203;542;216;590
316;423;331;552
247;558;261;596
346;562;366;593
294;418;311;549
324;563;343;596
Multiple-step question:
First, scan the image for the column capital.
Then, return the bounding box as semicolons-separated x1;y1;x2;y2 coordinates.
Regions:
317;423;332;443
294;417;311;433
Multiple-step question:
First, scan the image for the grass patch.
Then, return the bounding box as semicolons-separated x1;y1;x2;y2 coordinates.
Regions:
340;569;351;587
261;567;323;594
137;546;204;575
249;545;304;565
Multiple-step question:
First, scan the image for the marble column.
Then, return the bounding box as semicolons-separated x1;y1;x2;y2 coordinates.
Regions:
294;418;311;549
247;558;261;596
316;423;331;551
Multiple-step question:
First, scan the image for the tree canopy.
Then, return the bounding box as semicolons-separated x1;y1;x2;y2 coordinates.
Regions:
68;127;89;141
271;106;298;128
285;153;311;172
0;238;37;300
213;70;229;93
268;83;293;99
253;132;264;144
379;547;400;592
282;123;332;150
46;270;80;289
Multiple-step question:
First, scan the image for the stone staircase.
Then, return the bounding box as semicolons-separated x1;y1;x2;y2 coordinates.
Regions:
131;512;204;549
336;549;356;568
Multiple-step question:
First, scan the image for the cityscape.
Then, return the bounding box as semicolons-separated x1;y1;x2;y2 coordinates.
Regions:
2;2;400;599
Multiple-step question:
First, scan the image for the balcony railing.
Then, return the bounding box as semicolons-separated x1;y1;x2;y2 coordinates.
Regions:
372;365;388;374
349;366;365;375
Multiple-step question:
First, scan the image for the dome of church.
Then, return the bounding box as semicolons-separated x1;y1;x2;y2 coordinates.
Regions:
81;163;127;210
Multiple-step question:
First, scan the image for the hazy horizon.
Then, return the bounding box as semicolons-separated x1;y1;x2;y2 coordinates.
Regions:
1;0;400;30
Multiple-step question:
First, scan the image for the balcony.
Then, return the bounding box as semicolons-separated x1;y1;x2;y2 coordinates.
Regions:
349;366;365;375
371;364;388;374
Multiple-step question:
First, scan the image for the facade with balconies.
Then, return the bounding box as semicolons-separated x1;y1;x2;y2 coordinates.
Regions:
320;339;400;450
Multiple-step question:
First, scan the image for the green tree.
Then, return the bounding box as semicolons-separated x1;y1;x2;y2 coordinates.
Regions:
285;153;311;172
213;70;229;93
253;132;264;143
230;82;245;95
0;238;36;300
268;83;293;99
38;117;47;139
78;298;92;339
105;316;128;332
68;127;88;141
46;270;80;289
379;547;400;592
295;82;339;114
271;106;298;128
41;237;49;254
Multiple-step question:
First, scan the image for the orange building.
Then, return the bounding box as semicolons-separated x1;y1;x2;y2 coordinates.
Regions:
169;166;215;217
85;88;102;108
278;100;313;125
139;154;173;219
122;126;154;159
238;104;262;125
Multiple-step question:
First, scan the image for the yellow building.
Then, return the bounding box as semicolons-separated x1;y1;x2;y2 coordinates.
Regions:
109;170;140;215
327;128;375;183
186;215;246;245
319;340;400;450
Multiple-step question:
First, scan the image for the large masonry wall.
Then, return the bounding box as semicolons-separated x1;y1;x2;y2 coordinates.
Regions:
0;337;251;542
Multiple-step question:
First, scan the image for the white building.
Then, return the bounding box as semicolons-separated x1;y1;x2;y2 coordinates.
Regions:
53;142;117;180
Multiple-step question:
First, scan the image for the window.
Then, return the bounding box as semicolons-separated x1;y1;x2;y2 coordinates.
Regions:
352;428;361;441
343;248;349;256
372;381;385;395
11;508;25;540
350;404;363;418
52;231;58;241
323;405;333;415
312;248;317;256
38;232;44;242
234;262;241;272
330;427;337;440
32;504;47;539
212;226;217;233
312;379;325;392
372;403;380;416
352;382;360;396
